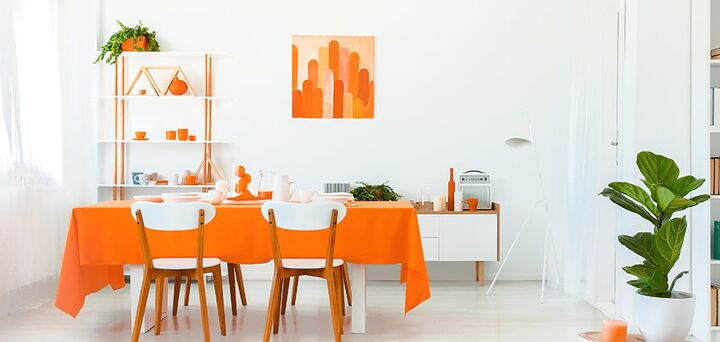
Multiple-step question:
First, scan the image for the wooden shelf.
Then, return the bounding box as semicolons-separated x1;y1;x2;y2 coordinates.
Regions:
97;184;214;188
95;140;229;144
97;95;224;100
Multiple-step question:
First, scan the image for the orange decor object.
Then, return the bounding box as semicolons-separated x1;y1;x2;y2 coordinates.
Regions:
227;165;258;201
601;320;627;342
134;131;146;140
168;77;188;96
188;135;196;141
55;201;430;317
292;36;374;119
177;128;189;141
121;35;147;51
165;130;176;140
184;175;197;185
138;89;147;95
447;168;455;211
466;198;479;211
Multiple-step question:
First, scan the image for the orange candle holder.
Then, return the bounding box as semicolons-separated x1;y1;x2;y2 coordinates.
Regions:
601;320;627;342
165;130;176;140
184;175;197;185
188;135;196;141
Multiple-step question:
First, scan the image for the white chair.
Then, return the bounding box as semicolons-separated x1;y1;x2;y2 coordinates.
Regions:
130;202;225;342
260;201;348;342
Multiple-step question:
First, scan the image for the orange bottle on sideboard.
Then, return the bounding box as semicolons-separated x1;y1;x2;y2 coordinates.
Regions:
447;168;455;211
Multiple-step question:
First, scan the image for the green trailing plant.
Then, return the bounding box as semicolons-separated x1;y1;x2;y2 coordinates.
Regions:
94;20;160;65
600;151;709;298
351;182;401;201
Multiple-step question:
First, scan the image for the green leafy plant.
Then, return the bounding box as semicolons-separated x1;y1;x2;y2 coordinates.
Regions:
600;151;709;298
94;20;160;65
351;182;401;201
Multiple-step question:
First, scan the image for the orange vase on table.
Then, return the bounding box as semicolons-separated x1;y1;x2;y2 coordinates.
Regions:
168;77;188;96
447;168;455;211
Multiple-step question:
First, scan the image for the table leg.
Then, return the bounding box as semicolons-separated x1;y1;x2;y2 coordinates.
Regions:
350;263;366;334
475;261;484;286
129;265;168;333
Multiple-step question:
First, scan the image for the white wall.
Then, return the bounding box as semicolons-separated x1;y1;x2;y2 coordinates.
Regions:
83;0;576;282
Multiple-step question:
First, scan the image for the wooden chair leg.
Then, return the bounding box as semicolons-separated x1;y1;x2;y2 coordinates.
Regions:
172;276;181;316
154;277;164;336
326;271;343;341
336;268;345;317
341;263;352;306
290;275;299;305
235;264;248;306
211;269;227;336
273;275;283;335
197;273;211;342
280;277;290;315
184;276;192;306
131;274;152;342
263;272;282;341
228;263;238;316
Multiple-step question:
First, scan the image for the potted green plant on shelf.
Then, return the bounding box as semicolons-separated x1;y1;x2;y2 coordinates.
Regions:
600;151;709;342
94;20;160;65
351;182;401;201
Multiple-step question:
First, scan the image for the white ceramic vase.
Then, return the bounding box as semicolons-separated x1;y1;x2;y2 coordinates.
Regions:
633;291;695;342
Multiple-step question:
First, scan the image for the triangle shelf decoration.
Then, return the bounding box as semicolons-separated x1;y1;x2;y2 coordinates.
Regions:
125;66;197;97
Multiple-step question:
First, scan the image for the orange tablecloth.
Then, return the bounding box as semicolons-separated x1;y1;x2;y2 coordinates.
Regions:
55;200;430;317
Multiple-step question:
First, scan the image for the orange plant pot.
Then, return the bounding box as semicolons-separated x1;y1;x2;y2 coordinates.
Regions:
177;128;189;141
121;35;148;51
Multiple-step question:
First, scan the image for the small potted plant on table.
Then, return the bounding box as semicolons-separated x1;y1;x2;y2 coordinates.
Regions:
351;182;401;201
600;151;709;342
94;20;160;64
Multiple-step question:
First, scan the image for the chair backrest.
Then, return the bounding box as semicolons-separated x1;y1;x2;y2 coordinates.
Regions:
130;201;216;271
260;201;348;269
260;202;347;230
131;202;216;231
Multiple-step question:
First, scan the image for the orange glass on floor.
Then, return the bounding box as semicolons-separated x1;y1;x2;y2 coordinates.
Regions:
184;175;197;185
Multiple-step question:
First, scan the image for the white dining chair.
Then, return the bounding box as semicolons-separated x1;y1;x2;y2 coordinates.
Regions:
260;201;348;342
130;201;225;342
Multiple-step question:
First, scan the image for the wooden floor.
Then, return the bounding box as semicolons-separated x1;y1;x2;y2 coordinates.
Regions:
0;280;606;341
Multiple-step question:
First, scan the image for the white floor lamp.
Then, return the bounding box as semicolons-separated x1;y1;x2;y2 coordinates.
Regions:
485;120;562;303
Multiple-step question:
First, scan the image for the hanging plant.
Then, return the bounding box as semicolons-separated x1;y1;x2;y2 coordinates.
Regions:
94;20;160;65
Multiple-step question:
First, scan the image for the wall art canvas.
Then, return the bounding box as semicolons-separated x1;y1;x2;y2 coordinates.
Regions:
292;35;374;119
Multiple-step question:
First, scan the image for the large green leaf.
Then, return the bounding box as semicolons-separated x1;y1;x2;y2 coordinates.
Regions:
623;264;668;293
609;182;659;217
688;194;711;205
618;232;657;267
655;186;676;212
653;217;687;274
669;176;705;197
599;188;658;226
637;151;679;186
642;180;659;203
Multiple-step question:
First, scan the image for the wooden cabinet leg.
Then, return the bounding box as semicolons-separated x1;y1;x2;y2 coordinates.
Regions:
475;261;484;286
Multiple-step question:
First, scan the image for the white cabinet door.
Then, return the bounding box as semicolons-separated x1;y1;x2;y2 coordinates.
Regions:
438;215;497;261
421;238;439;261
417;215;439;237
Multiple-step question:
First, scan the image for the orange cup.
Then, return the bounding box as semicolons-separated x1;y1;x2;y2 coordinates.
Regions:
134;131;146;140
139;89;147;95
165;130;176;140
466;198;479;211
188;135;196;141
177;128;189;141
184;175;197;185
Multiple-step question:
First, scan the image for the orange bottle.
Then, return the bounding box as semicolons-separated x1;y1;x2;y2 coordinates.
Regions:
447;168;455;211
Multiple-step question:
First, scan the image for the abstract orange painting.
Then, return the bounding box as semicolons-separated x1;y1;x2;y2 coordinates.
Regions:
292;35;375;119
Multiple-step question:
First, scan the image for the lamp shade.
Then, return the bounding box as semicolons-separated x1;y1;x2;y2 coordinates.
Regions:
505;121;533;148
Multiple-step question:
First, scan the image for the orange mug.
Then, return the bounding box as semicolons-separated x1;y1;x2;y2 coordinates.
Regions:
465;198;479;211
184;175;197;185
134;131;146;140
188;135;196;141
165;130;176;140
177;128;189;141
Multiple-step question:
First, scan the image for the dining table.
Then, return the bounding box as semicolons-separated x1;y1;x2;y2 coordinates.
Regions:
55;200;431;334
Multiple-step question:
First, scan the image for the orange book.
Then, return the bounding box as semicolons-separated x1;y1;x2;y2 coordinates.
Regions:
711;158;716;195
715;157;720;195
713;286;719;326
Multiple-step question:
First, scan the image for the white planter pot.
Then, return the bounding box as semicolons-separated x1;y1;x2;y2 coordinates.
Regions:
633;291;695;342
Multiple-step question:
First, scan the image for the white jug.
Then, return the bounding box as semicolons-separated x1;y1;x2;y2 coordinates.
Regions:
272;175;297;202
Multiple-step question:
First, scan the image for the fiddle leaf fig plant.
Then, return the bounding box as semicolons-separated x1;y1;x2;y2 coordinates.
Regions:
600;151;709;298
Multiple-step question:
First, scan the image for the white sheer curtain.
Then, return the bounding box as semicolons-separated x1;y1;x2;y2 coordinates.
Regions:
563;0;620;312
0;0;68;315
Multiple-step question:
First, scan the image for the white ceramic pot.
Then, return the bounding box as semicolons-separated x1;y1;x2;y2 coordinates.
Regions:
633;291;695;342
